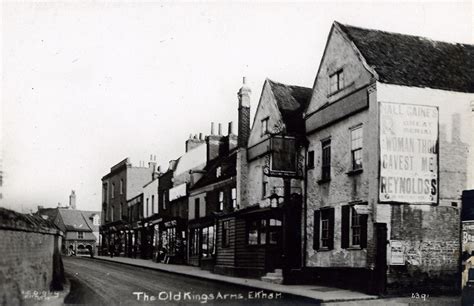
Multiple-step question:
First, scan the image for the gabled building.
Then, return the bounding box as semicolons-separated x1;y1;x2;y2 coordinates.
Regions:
303;21;474;294
37;191;101;255
214;78;312;281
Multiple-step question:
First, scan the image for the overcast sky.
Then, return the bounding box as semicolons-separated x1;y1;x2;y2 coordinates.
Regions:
1;1;472;213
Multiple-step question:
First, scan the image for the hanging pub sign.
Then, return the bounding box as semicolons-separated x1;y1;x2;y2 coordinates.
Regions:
379;102;439;204
263;135;302;178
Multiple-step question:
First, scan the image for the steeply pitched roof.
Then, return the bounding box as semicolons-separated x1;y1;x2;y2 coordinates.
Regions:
267;80;312;134
336;22;474;93
37;207;59;221
81;210;101;232
58;208;92;232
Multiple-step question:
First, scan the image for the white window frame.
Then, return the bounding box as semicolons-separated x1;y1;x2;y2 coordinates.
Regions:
329;69;344;94
350;207;361;247
219;191;224;211
231;188;237;209
350;125;363;170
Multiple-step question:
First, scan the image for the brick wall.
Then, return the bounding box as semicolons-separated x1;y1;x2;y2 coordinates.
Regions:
0;208;64;305
388;205;460;293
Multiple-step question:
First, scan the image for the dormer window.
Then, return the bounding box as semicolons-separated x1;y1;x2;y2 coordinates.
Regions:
216;166;222;178
92;215;100;226
261;117;269;136
330;69;344;94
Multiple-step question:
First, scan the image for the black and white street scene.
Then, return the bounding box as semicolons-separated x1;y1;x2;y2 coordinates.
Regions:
1;1;473;305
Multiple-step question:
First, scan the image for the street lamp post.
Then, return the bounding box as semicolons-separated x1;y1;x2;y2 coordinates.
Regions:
268;178;292;284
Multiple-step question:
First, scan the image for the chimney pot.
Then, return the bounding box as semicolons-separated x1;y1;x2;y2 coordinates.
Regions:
199;133;203;140
228;122;233;135
218;123;222;135
211;122;215;135
243;76;246;84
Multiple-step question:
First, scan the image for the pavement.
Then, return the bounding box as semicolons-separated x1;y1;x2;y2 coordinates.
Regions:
92;255;379;303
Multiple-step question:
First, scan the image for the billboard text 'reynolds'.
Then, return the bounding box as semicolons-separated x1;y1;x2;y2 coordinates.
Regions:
379;102;438;204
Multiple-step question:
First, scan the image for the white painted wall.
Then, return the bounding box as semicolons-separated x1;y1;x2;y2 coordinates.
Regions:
143;178;159;218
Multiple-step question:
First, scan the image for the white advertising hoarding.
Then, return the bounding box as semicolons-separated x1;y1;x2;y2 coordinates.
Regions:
379;102;438;204
169;183;187;201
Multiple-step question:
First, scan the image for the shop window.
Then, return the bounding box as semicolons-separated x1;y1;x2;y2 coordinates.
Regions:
247;218;282;246
201;225;215;258
190;229;200;256
341;205;367;248
248;220;259;245
321;139;331;181
162;227;176;256
269;219;282;244
313;208;334;250
330;69;344;94
351;126;363;170
222;220;230;248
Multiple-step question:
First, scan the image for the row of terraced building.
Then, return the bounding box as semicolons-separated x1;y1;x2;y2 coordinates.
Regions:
99;21;474;294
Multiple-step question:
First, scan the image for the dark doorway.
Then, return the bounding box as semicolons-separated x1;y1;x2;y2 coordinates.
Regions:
372;222;387;294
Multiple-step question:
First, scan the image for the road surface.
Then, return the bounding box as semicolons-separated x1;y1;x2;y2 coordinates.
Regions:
63;256;316;305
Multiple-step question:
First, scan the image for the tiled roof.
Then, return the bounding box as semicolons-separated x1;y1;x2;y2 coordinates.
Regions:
81;210;101;232
58;209;92;232
337;22;474;93
37;207;59;221
267;79;312;134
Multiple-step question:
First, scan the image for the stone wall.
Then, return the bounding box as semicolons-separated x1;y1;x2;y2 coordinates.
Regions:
0;207;64;305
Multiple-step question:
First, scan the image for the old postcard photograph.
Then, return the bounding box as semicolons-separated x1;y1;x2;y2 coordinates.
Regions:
0;1;473;305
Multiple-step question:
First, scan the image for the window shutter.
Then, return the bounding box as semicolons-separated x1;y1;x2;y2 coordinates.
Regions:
313;210;320;250
328;208;335;250
360;214;368;248
341;205;350;248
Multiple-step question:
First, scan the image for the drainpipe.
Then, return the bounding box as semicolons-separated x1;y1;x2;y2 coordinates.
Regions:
303;142;309;274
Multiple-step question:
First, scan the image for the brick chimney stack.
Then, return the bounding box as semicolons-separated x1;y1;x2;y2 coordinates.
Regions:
238;77;251;148
69;190;76;210
236;77;251;210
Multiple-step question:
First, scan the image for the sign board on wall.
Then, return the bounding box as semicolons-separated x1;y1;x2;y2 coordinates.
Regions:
379;102;439;204
390;240;405;265
169;183;186;201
